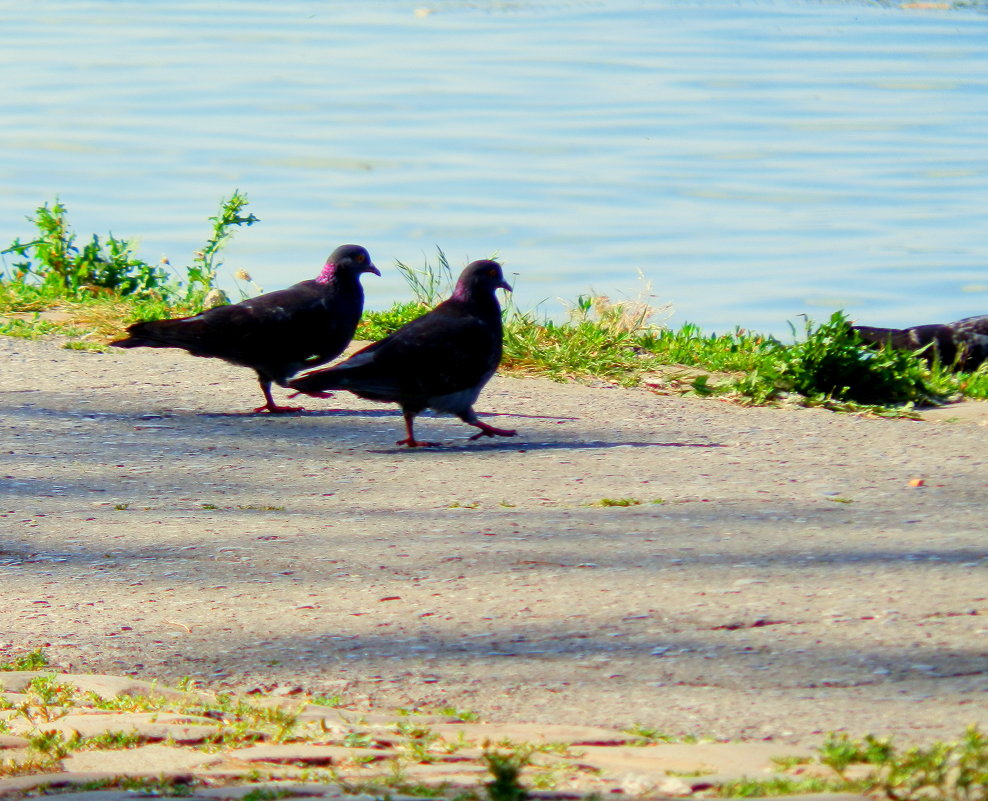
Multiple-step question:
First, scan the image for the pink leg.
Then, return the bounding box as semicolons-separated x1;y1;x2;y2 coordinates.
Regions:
468;420;518;441
396;411;440;447
254;381;305;414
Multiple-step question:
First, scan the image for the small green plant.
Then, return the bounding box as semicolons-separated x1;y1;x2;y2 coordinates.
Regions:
8;675;78;725
184;190;258;307
75;731;144;750
0;316;72;339
0;647;50;671
310;694;345;708
394;720;440;763
1;199;171;299
1;191;257;318
594;497;642;507
777;311;940;406
358;300;430;340
814;727;988;801
483;744;533;801
436;705;481;722
240;789;296;801
769;754;812;770
717;775;850;797
395;247;457;306
623;724;697;745
28;729;74;759
343;730;376;748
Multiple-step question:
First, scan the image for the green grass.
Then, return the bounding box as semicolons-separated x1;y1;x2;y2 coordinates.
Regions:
0;647;50;671
3;201;987;410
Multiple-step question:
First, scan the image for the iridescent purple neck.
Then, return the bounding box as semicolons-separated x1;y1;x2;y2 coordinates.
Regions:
451;280;471;301
315;261;335;285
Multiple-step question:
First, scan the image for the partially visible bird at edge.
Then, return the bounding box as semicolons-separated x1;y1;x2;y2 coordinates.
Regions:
111;244;380;413
853;314;988;372
290;259;517;448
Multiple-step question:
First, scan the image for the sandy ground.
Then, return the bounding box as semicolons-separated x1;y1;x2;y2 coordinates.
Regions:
1;335;986;748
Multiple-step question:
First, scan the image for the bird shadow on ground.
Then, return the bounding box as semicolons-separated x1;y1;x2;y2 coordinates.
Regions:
362;439;727;454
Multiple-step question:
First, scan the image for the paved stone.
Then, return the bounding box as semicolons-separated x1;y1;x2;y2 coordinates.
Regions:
224;743;390;765
26;712;226;744
60;744;226;773
0;672;191;701
429;722;637;746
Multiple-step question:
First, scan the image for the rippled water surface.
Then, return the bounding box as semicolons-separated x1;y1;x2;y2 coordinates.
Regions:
2;1;986;335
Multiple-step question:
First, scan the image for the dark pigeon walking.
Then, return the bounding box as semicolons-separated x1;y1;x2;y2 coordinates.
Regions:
111;244;380;413
853;314;988;372
290;259;517;447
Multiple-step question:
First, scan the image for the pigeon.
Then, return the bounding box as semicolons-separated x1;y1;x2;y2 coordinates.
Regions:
290;259;517;447
111;244;380;413
853;315;988;372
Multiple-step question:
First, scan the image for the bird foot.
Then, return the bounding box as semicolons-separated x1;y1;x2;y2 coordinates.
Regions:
288;390;334;400
396;437;441;448
254;403;306;414
469;423;518;441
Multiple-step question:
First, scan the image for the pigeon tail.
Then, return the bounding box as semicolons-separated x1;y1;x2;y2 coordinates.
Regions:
109;244;378;412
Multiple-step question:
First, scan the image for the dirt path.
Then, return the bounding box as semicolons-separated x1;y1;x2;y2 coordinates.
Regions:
1;336;986;748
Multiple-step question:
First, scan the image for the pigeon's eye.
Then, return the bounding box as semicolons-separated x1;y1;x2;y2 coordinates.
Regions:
355;251;366;264
487;269;497;278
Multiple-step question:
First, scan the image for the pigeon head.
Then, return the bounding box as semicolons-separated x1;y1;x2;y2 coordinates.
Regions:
451;259;512;301
317;244;381;284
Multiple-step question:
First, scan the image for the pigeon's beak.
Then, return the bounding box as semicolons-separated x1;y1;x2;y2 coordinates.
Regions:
365;263;382;277
498;279;512;292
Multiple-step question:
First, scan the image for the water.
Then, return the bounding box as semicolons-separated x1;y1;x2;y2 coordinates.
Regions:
1;0;986;336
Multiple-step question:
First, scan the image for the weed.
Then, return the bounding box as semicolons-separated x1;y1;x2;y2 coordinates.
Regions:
184;189;258;307
343;730;376;748
769;754;812;770
437;705;481;722
777;311;941;406
395;721;440;764
1;199;171;299
395;247;457;306
1;192;256;318
0;315;74;339
815;727;988;801
75;731;144;750
310;693;345;708
717;775;852;796
240;789;296;801
594;498;642;507
9;675;78;725
483;744;533;801
28;729;73;759
623;723;695;745
358;300;430;340
62;340;106;352
826;496;853;504
0;647;50;671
